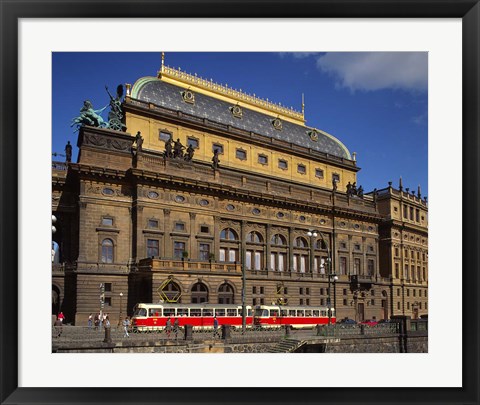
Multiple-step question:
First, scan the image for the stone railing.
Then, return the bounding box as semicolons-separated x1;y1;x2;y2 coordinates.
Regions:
138;258;242;274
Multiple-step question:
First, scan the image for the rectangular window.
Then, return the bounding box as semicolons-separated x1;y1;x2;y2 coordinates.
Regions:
404;264;409;279
353;258;361;275
417;251;420;260
148;219;158;228
395;263;399;279
367;260;374;276
104;297;112;307
200;225;209;233
397;288;400;296
320;298;325;305
187;137;199;149
423;253;426;261
407;289;410;297
320;288;324;295
102;217;113;226
258;154;268;165
398;302;401;309
410;250;414;259
299;287;304;295
159;131;172;142
300;299;304;305
417;266;421;281
147;239;159;257
278;159;288;170
371;299;375;306
315;168;324;178
339;257;347;275
395;248;399;257
332;173;340;183
416;209;420;222
410;206;414;220
413;289;416;297
175;222;185;232
354;244;361;251
404;204;408;219
236;149;247;160
246;251;252;269
252;286;256;294
343;289;347;295
306;288;310;295
174;241;186;259
260;286;264;294
199;243;210;261
104;283;112;292
212;143;224;154
423;267;426;280
255;252;262;270
343;299;347;306
297;164;306;174
407;302;410;309
229;249;237;262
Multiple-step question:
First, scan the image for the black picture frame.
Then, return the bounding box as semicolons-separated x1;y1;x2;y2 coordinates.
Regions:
1;1;478;404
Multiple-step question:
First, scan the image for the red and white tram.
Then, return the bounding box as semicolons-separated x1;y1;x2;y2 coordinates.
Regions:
253;305;336;328
131;303;253;331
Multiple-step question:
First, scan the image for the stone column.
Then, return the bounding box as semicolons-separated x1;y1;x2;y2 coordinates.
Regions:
288;226;295;272
189;213;197;259
163;209;171;258
266;224;272;271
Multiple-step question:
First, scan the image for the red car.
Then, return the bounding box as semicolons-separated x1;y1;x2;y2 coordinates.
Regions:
359;319;378;326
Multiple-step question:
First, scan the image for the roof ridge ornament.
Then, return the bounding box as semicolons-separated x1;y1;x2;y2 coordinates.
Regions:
158;63;305;123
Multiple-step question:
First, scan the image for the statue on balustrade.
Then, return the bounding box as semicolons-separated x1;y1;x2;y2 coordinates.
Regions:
173;138;185;159
184;144;195;162
71;100;107;131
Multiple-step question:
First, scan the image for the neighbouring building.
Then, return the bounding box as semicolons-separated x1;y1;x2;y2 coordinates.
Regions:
52;60;428;325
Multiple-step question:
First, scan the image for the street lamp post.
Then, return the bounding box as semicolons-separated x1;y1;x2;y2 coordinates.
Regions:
307;230;334;326
118;292;123;326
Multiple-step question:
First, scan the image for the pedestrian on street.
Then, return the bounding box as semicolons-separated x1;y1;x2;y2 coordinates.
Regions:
173;318;179;339
88;313;93;328
165;317;172;338
123;316;130;337
57;311;65;323
213;316;220;338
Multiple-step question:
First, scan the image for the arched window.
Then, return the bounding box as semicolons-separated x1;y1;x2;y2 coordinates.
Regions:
271;234;287;246
191;282;209;303
315;239;328;250
247;231;263;243
101;238;114;263
218;283;234;304
295;237;308;248
220;228;238;241
270;234;287;272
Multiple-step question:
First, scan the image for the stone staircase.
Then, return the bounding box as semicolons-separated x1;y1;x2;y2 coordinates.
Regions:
267;339;306;353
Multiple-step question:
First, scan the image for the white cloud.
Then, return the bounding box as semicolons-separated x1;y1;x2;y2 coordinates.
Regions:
316;52;427;92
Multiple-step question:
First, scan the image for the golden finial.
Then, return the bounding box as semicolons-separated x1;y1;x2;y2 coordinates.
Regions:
161;52;165;68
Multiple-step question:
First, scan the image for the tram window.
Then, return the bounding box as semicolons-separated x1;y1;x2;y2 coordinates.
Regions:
271;309;279;317
305;310;312;317
297;310;305;317
247;309;253;316
203;309;213;317
215;309;226;317
313;310;320;317
281;310;288;316
149;309;161;317
227;309;237;316
190;309;201;317
321;310;327;316
135;308;147;317
177;308;188;316
288;310;296;316
163;309;175;317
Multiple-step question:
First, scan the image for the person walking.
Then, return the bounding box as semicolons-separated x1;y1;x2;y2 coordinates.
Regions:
88;313;93;329
57;311;65;323
213;316;220;338
165;317;172;338
123;316;130;338
173;318;179;339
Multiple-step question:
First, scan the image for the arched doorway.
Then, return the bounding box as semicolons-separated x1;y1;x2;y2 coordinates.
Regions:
191;282;208;303
381;290;389;320
218;283;234;304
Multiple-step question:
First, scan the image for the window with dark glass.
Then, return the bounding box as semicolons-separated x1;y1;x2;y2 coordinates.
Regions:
278;159;288;170
102;217;113;226
174;241;186;259
220;228;238;240
199;243;210;261
187;137;199;149
410;206;414;220
353;258;361;274
104;297;112;307
147;239;159;257
148;219;159;228
159;131;172;142
297;164;306;174
339;257;347;275
332;173;340;183
403;204;408;218
235;148;247;160
104;283;112;292
200;225;209;233
258;154;268;165
368;260;374;276
191;282;208;304
315;168;324;178
101;239;114;263
416;209;420;222
175;222;185;232
212;143;224;154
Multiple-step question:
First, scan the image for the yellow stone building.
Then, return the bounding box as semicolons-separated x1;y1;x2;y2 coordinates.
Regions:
51;61;428;326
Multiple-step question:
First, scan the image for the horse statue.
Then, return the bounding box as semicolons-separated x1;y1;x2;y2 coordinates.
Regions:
71;100;108;131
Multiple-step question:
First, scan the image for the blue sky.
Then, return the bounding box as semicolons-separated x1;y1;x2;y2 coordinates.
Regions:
52;52;428;194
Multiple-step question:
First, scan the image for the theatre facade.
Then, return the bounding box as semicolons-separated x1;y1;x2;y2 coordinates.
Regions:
52;62;428;326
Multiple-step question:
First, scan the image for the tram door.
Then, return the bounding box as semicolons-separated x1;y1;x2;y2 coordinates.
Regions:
357;303;365;322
